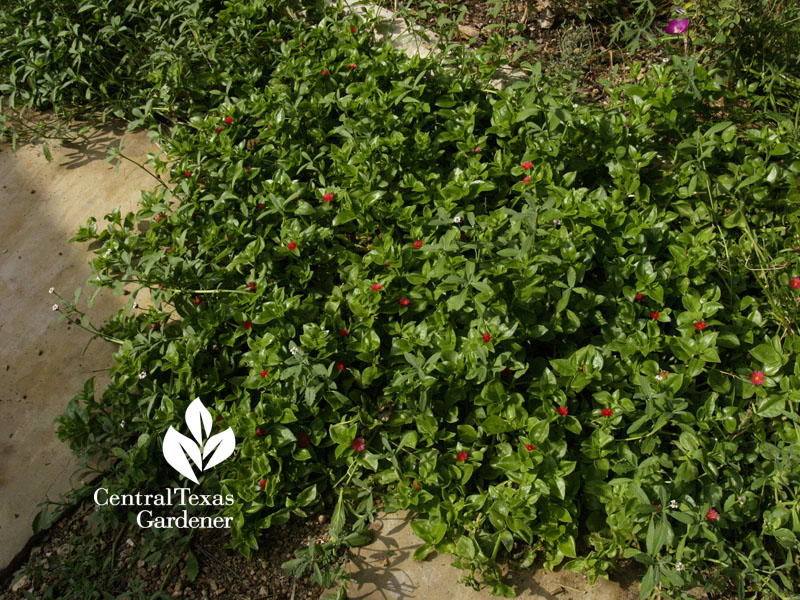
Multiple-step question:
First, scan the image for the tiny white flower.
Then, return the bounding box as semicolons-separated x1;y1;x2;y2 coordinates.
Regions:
139;371;147;379
655;374;663;382
738;496;744;505
104;249;112;257
48;287;55;294
662;57;670;63
120;420;126;428
675;561;683;572
133;302;138;309
670;499;678;509
453;216;462;224
290;346;299;356
676;7;686;14
52;304;60;312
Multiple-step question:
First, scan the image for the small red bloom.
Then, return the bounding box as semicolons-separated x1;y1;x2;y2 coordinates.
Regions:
243;320;252;330
287;241;297;250
256;428;264;437
371;283;382;291
635;293;644;301
412;480;421;490
297;431;310;448
601;408;613;417
654;503;661;508
261;369;268;378
259;478;266;490
224;116;233;125
483;333;491;342
461;232;467;239
247;282;256;292
339;328;349;336
413;240;423;249
525;443;535;451
216;415;223;422
258;203;265;209
522;176;531;184
215;126;223;133
323;192;334;202
694;321;707;331
351;437;366;451
154;213;163;222
246;166;252;173
557;406;568;416
750;370;765;386
184;172;192;178
487;61;493;66
384;261;391;266
195;296;202;305
336;362;345;371
474;146;481;154
522;161;533;170
399;298;410;307
322;69;329;75
651;311;660;320
501;368;512;377
348;63;357;69
790;277;800;289
456;451;468;462
706;507;719;522
351;26;357;33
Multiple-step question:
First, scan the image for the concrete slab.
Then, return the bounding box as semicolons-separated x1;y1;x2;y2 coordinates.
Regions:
322;510;638;600
0;123;160;572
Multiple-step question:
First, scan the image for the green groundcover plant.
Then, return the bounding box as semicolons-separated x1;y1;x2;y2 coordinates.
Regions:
3;1;800;599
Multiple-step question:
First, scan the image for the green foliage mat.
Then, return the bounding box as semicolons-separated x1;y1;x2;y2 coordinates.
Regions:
3;1;800;599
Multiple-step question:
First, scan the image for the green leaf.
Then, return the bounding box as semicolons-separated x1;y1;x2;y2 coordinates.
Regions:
186;550;199;581
332;210;358;226
749;343;783;375
330;489;345;542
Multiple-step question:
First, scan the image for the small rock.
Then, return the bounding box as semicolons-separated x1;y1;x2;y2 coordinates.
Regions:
457;24;481;39
209;579;217;592
137;559;145;568
317;514;326;524
258;586;268;596
11;574;28;592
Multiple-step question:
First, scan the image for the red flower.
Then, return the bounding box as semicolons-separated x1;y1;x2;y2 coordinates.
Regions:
259;478;266;490
287;241;297;250
195;296;202;305
256;428;264;437
184;171;192;178
348;63;357;69
297;431;310;448
522;161;533;170
601;408;613;417
351;437;366;451
525;443;535;451
399;298;410;307
557;406;568;416
706;507;719;522
413;240;423;249
154;213;163;222
246;166;252;173
790;277;800;289
258;203;265;210
474;146;481;154
336;362;345;371
694;321;707;331
412;480;421;490
323;192;334;203
216;415;224;422
501;367;512;377
654;503;661;508
522;176;531;184
371;283;382;291
750;370;765;386
651;311;660;320
483;333;491;342
635;293;644;301
351;26;357;33
224;116;232;125
322;69;329;75
339;328;349;336
261;369;268;378
247;282;256;292
215;126;223;134
384;261;391;266
456;451;468;462
243;320;252;330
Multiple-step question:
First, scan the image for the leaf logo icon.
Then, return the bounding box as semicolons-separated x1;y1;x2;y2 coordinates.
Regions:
162;398;236;484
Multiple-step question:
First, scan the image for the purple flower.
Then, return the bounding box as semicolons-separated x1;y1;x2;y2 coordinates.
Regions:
664;18;689;34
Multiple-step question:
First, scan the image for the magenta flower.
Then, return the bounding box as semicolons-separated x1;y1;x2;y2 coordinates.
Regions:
351;437;366;451
664;18;689;34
